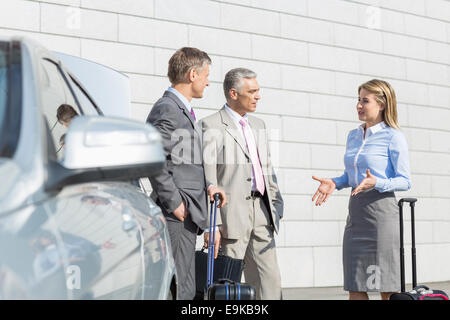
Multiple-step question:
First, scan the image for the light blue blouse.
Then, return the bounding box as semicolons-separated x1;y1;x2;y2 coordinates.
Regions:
332;121;411;193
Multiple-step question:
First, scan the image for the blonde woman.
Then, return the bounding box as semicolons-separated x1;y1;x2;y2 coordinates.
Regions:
312;79;411;300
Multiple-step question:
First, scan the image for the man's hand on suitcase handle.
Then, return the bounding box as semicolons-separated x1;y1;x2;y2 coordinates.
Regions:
207;185;227;208
204;229;221;259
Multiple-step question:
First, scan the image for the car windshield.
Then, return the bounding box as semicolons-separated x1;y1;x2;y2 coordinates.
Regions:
0;43;8;148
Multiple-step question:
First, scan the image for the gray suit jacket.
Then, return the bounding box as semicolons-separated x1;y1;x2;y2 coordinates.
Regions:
146;90;208;232
200;107;283;239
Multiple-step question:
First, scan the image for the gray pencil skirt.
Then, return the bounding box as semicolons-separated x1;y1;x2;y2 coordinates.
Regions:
343;189;400;292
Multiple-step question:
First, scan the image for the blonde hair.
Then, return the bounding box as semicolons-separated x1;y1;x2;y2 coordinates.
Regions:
358;79;399;129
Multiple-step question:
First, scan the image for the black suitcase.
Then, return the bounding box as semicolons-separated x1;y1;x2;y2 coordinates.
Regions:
390;198;449;300
198;193;256;300
194;248;244;300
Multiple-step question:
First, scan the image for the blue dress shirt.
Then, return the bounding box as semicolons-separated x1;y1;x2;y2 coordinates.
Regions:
332;121;411;193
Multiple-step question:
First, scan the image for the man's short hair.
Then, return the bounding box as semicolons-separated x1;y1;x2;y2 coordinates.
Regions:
57;104;78;124
168;47;211;85
223;68;257;100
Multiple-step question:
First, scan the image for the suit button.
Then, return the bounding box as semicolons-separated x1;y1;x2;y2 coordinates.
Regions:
246;196;251;200
247;178;251;182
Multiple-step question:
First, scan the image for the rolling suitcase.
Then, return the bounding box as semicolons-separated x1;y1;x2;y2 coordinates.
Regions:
202;193;256;300
194;247;243;299
207;279;256;300
390;198;448;300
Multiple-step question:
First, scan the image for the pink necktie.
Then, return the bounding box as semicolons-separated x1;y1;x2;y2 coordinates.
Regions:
239;119;265;195
190;107;196;121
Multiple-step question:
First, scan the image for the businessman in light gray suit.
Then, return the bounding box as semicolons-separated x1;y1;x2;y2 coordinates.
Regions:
146;47;226;300
200;68;284;300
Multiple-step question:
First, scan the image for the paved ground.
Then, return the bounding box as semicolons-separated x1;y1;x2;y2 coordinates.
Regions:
282;281;450;300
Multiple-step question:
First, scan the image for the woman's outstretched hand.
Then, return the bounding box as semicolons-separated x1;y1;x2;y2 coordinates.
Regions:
351;169;376;196
312;176;336;206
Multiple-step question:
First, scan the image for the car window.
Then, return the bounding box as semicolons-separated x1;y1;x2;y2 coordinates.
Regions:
64;71;100;116
40;59;81;160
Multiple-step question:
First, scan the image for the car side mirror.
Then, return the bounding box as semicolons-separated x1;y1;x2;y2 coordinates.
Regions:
46;116;164;191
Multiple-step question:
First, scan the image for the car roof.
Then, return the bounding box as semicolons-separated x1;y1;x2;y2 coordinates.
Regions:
0;36;61;64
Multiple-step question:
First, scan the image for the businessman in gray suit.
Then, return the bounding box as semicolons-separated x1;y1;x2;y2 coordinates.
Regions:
201;68;284;299
146;47;226;300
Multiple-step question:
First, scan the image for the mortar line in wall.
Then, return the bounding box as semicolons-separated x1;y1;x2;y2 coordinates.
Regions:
23;1;450;67
312;246;316;287
137;107;450;135
118;32;450;71
31;0;450;32
207;0;450;28
187;24;190;45
277;172;450;180
70;35;450;74
38;2;41;33
124;58;450;91
131;101;450;134
132;107;450;152
281;195;450;201
345;0;450;26
209;0;450;47
116;12;119;43
134;96;450;120
278;246;446;252
124;76;450;114
278;168;450;177
278;242;450;248
4;23;450;88
281;218;450;222
280;191;450;198
55;31;450;81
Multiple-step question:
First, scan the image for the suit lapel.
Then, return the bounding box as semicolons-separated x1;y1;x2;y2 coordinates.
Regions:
164;91;203;145
219;107;250;158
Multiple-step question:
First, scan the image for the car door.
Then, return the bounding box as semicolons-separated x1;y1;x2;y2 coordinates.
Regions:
0;202;70;300
38;55;143;299
103;182;174;299
41;183;143;299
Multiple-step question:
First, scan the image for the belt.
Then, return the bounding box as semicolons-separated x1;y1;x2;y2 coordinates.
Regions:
250;191;263;198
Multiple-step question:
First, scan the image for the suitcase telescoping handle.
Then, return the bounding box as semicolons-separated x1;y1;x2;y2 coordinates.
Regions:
207;193;220;289
398;198;418;293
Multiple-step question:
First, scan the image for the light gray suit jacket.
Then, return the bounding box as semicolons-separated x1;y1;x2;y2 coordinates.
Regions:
200;107;283;239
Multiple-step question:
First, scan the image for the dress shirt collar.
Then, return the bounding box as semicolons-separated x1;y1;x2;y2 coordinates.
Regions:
359;121;386;138
168;87;192;112
224;104;248;126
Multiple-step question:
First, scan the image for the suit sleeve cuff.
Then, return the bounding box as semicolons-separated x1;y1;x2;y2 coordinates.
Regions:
162;192;184;214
